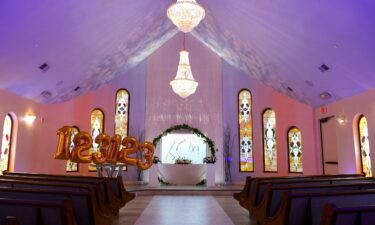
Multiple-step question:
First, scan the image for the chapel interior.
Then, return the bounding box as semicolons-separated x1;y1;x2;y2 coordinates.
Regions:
0;1;375;225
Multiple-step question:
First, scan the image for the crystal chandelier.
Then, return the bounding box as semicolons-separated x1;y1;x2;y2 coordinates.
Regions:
170;49;198;98
167;0;205;33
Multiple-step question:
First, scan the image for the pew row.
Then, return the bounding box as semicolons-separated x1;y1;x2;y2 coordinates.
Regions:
0;198;76;225
234;174;364;203
3;171;135;204
261;190;375;225
321;203;375;225
1;217;20;225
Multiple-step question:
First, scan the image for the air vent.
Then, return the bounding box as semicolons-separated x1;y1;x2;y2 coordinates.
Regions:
74;86;81;91
40;90;52;99
319;64;330;72
39;63;50;72
305;80;314;87
320;92;332;100
287;87;294;92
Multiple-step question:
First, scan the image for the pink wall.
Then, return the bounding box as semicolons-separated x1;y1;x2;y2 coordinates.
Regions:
315;89;375;175
145;33;224;183
222;61;320;182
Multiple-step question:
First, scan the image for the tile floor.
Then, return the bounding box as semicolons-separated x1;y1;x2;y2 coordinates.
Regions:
113;195;254;225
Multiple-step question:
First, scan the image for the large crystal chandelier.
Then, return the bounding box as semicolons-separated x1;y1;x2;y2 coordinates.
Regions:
170;49;198;98
167;0;205;33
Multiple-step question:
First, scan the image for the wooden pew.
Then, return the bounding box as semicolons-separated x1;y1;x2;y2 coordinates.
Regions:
234;174;363;203
0;175;123;214
0;198;76;225
0;178;114;224
252;182;375;223
4;172;135;204
0;186;111;225
242;177;374;212
321;203;375;225
261;189;375;225
1;217;20;225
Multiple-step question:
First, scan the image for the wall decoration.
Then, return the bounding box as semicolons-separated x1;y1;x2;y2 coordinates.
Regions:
287;127;303;173
0;114;13;174
359;115;372;177
66;126;80;172
89;109;105;171
238;89;253;172
115;89;130;171
263;109;277;172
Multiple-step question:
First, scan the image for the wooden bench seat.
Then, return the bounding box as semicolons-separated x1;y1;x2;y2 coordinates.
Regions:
0;198;76;225
4;172;135;204
242;177;375;212
262;189;375;225
0;186;112;225
0;178;115;222
251;182;375;223
321;203;375;225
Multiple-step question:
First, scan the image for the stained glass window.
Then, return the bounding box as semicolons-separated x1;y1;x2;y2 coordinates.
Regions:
0;115;13;174
66;126;79;172
359;115;372;177
115;89;129;138
263;109;277;172
238;89;253;172
115;89;129;171
287;127;303;173
89;109;104;171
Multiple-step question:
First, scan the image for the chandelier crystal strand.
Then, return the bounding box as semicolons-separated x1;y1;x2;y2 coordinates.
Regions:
167;0;205;33
170;50;198;98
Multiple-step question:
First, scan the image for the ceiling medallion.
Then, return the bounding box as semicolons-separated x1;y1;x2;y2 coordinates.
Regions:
167;0;205;33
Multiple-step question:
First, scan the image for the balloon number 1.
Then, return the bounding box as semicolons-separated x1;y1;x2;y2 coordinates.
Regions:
55;126;155;170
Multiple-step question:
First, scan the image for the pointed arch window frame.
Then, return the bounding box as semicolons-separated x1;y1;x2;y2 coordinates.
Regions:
287;126;303;174
358;115;372;177
262;108;278;173
66;126;80;173
89;108;105;172
0;114;14;174
114;88;130;171
238;88;254;172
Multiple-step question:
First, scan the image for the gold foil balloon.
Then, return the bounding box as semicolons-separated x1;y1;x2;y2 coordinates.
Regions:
54;126;73;160
71;131;93;163
118;136;139;165
106;135;122;164
137;141;155;170
92;133;111;164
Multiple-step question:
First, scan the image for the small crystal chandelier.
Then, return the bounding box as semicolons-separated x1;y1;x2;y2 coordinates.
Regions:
167;0;205;33
170;35;198;98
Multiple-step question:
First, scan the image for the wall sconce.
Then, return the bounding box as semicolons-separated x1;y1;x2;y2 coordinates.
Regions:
23;113;36;125
336;114;347;125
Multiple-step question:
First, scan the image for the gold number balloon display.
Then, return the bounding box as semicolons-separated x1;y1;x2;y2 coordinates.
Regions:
55;127;155;170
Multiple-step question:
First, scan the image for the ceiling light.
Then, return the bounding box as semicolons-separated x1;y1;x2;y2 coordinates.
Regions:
320;92;332;100
167;0;205;33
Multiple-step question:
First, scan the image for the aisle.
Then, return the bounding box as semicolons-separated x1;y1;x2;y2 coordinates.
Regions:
114;195;252;225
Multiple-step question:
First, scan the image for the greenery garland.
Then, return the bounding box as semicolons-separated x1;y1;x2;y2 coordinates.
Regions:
153;124;217;162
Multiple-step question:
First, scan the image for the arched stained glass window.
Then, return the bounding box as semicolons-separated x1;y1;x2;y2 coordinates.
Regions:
115;89;130;171
263;109;277;172
0;114;13;174
115;89;129;138
89;109;104;172
287;127;303;173
359;115;372;177
66;126;80;172
238;89;253;172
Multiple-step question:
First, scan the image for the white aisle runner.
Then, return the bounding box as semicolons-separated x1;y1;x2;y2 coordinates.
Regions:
134;196;235;225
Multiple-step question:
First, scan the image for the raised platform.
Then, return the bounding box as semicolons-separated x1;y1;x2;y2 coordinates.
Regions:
126;184;242;196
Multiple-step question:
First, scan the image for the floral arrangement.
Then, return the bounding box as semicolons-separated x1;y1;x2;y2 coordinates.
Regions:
153;124;217;163
175;157;192;165
203;156;216;164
